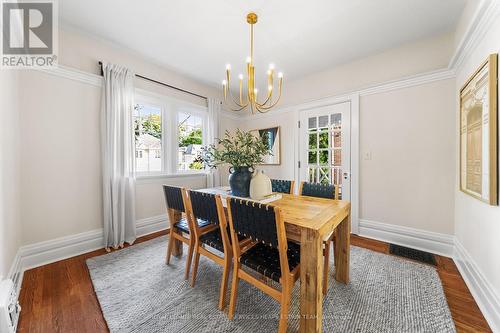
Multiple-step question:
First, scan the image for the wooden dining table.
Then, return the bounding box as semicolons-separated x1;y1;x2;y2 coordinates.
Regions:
169;187;351;333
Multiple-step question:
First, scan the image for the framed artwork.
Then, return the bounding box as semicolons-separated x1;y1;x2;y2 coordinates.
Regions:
250;126;281;165
459;53;498;205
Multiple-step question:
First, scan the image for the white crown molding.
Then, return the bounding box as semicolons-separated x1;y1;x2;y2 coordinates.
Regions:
448;0;500;71
35;64;103;87
454;239;500;332
357;68;456;96
358;219;455;257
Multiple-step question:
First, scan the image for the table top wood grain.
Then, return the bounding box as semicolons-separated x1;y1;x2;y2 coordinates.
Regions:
199;187;351;234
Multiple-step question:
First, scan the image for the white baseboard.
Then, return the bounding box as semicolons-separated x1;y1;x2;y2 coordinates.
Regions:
19;229;104;272
7;252;22;296
358;219;455;257
454;239;500;332
136;214;168;237
7;214;168;296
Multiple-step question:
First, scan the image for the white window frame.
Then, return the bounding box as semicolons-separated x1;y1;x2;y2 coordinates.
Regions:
134;89;208;178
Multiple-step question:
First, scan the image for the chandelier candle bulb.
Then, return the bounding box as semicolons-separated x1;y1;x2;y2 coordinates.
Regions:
221;12;284;114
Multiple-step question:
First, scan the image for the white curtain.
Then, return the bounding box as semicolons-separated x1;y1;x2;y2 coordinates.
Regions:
101;63;137;249
206;98;221;187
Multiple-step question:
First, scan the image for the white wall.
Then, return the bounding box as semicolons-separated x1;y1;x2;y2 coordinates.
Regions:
360;80;455;234
0;70;21;279
454;8;500;330
16;26;223;245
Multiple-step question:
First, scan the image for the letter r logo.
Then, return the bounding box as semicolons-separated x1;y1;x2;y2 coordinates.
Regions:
2;1;53;54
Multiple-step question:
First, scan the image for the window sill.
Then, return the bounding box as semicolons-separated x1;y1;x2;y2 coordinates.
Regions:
136;172;208;183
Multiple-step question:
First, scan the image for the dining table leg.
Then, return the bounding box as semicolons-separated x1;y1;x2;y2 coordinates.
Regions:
300;228;323;333
334;213;350;283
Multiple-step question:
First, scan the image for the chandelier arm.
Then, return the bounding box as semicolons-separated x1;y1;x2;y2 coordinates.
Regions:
227;87;248;108
227;104;249;112
254;84;282;110
257;87;273;106
255;104;273;113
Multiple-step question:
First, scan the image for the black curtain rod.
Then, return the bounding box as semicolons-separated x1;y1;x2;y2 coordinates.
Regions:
98;61;207;100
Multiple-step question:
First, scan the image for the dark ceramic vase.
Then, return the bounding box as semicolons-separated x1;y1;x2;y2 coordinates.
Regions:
228;166;253;197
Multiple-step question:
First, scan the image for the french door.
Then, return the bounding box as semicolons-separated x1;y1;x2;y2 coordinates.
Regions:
299;102;351;200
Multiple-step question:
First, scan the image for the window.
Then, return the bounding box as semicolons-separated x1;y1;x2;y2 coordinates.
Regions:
133;103;162;173
178;112;204;171
134;92;207;176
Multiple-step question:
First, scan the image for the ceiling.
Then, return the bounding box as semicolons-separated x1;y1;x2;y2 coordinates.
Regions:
60;0;466;90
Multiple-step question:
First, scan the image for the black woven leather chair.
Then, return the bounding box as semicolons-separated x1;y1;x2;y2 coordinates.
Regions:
226;198;299;333
299;181;340;295
271;179;295;194
163;185;211;280
299;181;339;200
183;190;246;310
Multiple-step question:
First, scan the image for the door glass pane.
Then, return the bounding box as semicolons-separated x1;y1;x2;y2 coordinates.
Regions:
319;167;330;184
332;149;341;166
319;129;329;149
332;131;341;148
319;150;328;165
308;132;317;149
318;115;329;128
308;167;316;182
331;113;342;129
308;151;317;164
308;117;317;129
332;168;343;199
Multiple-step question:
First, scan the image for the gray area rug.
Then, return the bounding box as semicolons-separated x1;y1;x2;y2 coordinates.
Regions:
86;236;455;333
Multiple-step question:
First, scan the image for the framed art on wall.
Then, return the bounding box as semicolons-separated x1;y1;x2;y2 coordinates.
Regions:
250;126;281;165
459;53;498;205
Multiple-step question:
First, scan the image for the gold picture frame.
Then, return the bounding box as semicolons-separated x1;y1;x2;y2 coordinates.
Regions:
459;53;498;205
249;126;281;165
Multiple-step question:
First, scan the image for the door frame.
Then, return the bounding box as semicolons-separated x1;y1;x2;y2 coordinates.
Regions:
294;93;360;234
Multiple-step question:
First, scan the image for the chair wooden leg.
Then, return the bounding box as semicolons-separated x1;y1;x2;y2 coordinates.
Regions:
323;241;330;296
166;228;175;265
184;239;194;280
218;255;231;310
228;261;240;320
190;246;201;287
278;282;292;333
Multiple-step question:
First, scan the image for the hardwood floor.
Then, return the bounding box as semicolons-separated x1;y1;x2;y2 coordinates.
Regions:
17;232;491;332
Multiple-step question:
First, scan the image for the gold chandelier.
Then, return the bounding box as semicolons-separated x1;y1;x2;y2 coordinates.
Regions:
222;12;283;114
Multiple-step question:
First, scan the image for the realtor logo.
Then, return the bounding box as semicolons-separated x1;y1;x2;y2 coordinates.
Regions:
1;0;58;68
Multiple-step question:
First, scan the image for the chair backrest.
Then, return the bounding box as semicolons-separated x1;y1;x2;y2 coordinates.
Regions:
299;181;339;200
162;185;185;212
187;190;220;225
227;198;279;249
271;179;294;194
